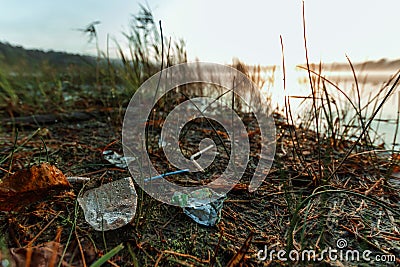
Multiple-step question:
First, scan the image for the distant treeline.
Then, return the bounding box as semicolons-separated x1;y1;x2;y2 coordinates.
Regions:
303;58;400;72
0;42;96;75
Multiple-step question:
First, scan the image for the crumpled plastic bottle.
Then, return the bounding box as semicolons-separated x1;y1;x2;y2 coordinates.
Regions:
171;188;226;226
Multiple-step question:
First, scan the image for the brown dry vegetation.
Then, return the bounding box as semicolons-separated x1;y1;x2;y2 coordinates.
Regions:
1;5;400;267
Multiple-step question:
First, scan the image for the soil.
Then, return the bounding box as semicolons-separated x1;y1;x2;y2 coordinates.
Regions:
0;108;399;266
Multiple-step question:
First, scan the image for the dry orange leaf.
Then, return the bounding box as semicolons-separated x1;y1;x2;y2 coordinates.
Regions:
0;163;71;211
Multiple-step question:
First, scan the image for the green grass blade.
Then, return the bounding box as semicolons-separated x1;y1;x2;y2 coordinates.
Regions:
90;243;124;267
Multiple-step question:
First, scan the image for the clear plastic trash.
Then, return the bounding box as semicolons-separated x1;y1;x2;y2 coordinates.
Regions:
171;188;226;226
77;177;137;231
103;150;135;169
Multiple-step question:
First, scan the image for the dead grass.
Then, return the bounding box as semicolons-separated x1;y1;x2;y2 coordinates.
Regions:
0;4;399;266
0;105;399;266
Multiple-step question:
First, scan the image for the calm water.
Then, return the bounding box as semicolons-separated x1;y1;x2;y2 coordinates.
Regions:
260;67;400;150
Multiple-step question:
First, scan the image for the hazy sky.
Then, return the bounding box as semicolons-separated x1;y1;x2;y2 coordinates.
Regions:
1;0;399;66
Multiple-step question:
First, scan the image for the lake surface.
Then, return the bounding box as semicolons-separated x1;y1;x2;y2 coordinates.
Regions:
259;66;400;150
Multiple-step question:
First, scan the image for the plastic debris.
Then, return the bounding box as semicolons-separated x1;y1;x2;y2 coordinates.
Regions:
102;150;135;169
144;169;189;182
158;136;168;148
77;177;137;231
171;188;226;226
0;163;71;211
66;176;91;183
190;144;215;172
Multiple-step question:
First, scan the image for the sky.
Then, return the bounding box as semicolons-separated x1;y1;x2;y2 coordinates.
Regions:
1;0;399;67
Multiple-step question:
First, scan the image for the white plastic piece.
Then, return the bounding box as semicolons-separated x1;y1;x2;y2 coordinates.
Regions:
190;144;215;172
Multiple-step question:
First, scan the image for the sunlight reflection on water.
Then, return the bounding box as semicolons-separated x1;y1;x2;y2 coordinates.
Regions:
259;66;400;149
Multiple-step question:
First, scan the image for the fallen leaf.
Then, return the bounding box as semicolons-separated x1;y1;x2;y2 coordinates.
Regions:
0;240;96;267
10;242;63;267
0;163;71;211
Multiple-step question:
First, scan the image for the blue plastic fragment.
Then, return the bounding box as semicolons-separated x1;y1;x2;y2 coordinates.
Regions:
144;169;189;182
